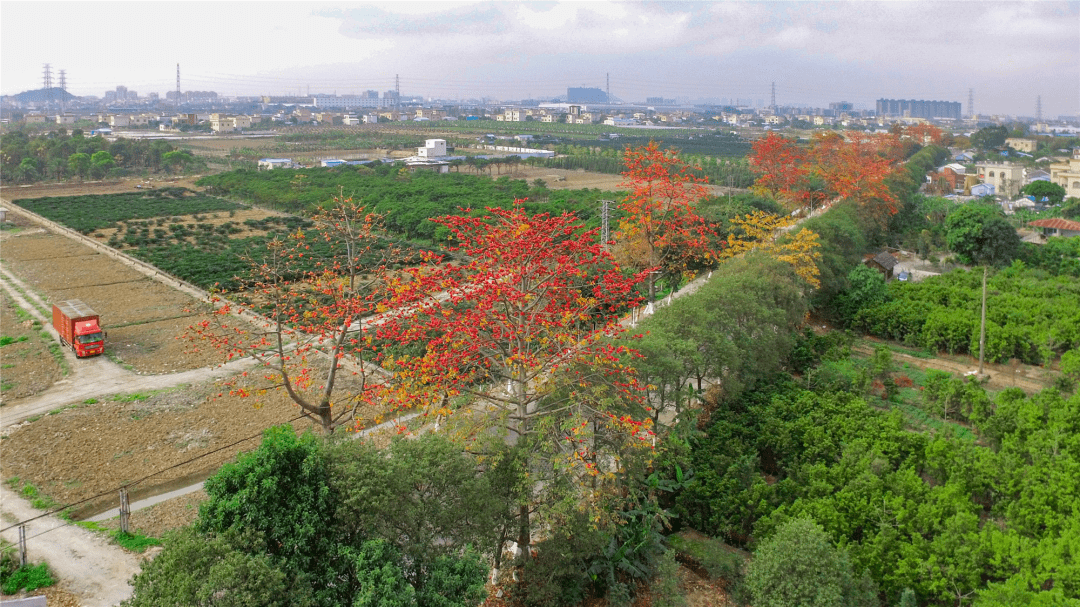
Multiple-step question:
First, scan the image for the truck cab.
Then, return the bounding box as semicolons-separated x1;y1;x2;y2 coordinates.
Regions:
73;319;105;357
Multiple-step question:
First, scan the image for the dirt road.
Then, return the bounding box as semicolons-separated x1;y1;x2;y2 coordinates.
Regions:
0;486;140;607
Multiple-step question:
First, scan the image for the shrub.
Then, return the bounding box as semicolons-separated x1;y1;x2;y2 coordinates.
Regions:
746;518;877;607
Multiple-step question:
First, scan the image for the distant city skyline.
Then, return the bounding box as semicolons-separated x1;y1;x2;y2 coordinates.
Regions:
3;1;1078;117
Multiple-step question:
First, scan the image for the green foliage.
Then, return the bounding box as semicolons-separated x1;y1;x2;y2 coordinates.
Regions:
1021;181;1067;204
351;540;416;607
746;518;877;607
329;435;517;590
196;167;617;243
17;188;241;234
630;252;809;415
415;549;488;607
853;264;1080;363
835;264;890;327
123;528;299;607
198;426;347;605
970;126;1009;150
650;550;689;607
112;530;163;553
1018;237;1080;277
0;562;55;594
1;128;187;183
945;203;1020;266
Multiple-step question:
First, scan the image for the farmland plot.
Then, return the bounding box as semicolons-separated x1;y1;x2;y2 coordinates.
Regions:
0;222;247;374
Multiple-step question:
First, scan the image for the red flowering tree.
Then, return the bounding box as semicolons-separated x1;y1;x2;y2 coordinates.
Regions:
376;201;655;555
615;142;720;303
187;196;404;434
749;131;904;225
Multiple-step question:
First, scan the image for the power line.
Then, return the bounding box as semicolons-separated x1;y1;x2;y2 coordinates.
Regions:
0;414;307;535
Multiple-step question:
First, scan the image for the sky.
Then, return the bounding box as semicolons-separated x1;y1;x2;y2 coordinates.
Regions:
2;1;1078;117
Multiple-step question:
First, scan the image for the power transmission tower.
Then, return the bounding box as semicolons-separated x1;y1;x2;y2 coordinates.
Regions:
42;63;53;106
395;74;400;109
771;82;776;110
1036;95;1042;121
58;69;67;111
176;63;181;105
968;88;974;118
606;72;610;103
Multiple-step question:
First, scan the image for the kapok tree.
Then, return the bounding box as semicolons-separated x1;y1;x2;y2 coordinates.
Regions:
615;142;720;303
187;196;406;434
375;201;655;557
749;131;903;227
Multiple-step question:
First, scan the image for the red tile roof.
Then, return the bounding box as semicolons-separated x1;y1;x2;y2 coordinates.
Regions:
1029;218;1080;231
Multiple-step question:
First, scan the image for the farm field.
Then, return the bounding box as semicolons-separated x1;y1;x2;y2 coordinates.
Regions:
0;289;64;403
0;212;246;375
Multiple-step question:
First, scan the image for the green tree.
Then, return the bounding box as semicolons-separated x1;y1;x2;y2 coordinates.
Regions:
13;157;39;183
836;263;890;327
970;126;1008;150
945;204;1020;266
1021;181;1066;204
67;152;90;180
329;435;516;591
352;540;416;607
90;150;115;179
122;528;299;607
746;518;878;607
197;426;351;606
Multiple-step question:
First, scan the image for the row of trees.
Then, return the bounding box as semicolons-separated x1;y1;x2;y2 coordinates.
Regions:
176;141;828;605
1;128;199;183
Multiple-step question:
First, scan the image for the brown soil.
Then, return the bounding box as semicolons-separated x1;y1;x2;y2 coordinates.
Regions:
853;342;1055;394
0;289;63;403
1;376;307;510
96;490;206;539
1;177;206;202
89;207;288;244
0;218;247;375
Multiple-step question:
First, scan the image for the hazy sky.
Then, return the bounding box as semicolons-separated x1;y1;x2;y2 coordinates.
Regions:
3;1;1078;117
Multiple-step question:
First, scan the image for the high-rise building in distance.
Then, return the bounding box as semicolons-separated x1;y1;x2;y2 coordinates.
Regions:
876;99;961;120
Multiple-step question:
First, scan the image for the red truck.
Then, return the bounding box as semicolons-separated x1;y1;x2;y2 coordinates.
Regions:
52;300;106;358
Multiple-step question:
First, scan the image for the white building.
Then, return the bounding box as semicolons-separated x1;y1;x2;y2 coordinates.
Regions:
258;158;295;170
418;139;447;158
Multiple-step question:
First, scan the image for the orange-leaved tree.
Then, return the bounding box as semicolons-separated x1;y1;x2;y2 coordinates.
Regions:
375;201;655;556
615;142;720;303
187;195;408;434
748;132;812;210
750;131;904;226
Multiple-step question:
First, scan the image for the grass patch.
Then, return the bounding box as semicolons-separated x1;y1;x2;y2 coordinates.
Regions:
84;397;99;404
0;381;13;392
17;482;64;512
1;561;56;594
112;530;163;553
0;335;29;347
45;341;69;376
115;391;153;402
668;532;749;604
75;521;163;553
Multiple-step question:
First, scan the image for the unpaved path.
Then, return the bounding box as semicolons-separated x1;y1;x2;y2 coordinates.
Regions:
852;343;1054;394
0;485;140;607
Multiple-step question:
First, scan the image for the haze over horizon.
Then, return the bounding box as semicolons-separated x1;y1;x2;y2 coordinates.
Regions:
2;1;1078;117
